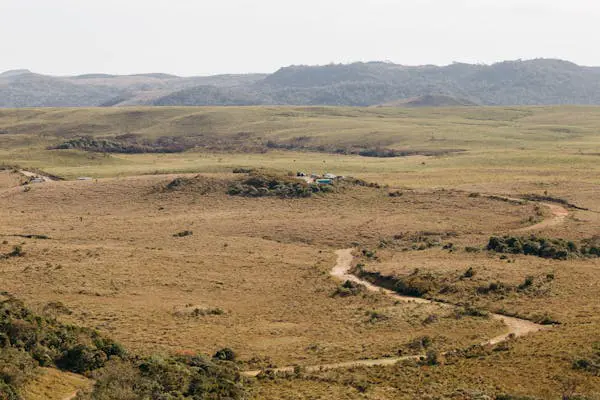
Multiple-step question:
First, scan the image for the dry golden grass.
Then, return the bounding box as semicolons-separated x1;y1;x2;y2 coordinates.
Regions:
0;169;25;189
0;176;531;369
20;368;92;400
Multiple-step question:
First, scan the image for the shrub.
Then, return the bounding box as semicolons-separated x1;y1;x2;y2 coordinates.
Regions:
477;281;510;295
455;305;489;318
57;344;108;373
462;267;476;279
419;350;439;366
332;280;365;297
173;230;193;238
409;336;433;350
227;172;325;198
0;382;19;400
361;249;377;259
366;310;389;323
0;296;121;374
213;348;236;362
0;348;37;388
518;276;535;290
90;356;245;400
394;274;437;297
486;235;581;260
50;135;192;154
1;246;24;259
0;295;246;399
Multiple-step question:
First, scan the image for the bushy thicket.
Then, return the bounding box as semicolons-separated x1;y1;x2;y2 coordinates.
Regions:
51;135;192;154
355;266;438;298
0;294;125;397
227;173;332;198
0;295;125;373
0;294;245;400
331;280;365;297
487;235;600;260
358;148;463;158
85;355;244;400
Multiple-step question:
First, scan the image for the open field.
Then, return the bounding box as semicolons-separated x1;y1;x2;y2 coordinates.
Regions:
2;106;600;399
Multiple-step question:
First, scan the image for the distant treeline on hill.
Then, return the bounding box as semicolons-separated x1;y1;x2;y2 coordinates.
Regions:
2;59;600;107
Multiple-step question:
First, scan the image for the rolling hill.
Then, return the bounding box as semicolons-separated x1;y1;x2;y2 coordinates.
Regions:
3;59;600;107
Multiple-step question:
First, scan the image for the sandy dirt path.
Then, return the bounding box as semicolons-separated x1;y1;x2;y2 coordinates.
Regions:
518;203;569;232
19;169;53;182
242;248;549;377
242;201;568;377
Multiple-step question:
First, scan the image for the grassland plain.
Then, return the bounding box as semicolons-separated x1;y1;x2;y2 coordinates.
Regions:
1;106;600;399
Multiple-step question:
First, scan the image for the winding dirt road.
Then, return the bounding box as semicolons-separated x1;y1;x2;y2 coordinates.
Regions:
242;202;567;377
19;169;53;183
243;250;549;377
518;203;569;232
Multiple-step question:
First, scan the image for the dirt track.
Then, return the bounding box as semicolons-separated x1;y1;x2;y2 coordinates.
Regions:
242;201;567;377
518;203;569;232
242;249;549;377
19;169;53;183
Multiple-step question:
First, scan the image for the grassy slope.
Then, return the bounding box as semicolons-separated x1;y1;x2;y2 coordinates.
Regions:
20;368;92;400
2;106;600;193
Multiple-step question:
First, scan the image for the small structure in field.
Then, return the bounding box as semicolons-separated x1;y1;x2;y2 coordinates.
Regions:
316;178;333;185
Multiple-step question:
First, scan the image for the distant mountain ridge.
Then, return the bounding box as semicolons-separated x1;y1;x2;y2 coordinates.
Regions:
2;59;600;107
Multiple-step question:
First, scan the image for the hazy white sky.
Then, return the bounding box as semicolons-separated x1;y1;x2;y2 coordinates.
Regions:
1;0;599;76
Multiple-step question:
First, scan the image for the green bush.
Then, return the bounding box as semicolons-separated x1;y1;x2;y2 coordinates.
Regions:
0;381;20;400
394;274;437;297
332;280;365;297
213;348;236;362
486;235;582;260
88;356;245;400
0;294;246;399
57;345;108;373
173;230;193;238
227;172;325;198
462;267;476;278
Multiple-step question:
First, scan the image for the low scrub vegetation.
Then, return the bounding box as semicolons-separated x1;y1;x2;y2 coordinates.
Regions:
173;230;194;238
487;235;600;260
161;175;226;195
0;293;245;399
520;193;588;210
0;246;24;260
227;172;331;198
0;293;124;395
50;135;193;154
357;148;464;158
354;266;438;298
331;280;366;297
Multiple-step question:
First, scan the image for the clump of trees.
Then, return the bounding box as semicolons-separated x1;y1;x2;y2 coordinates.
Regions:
0;294;246;399
486;235;600;260
227;172;332;198
51;135;193;154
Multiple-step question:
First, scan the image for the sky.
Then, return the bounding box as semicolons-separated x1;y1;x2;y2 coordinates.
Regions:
1;0;599;76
